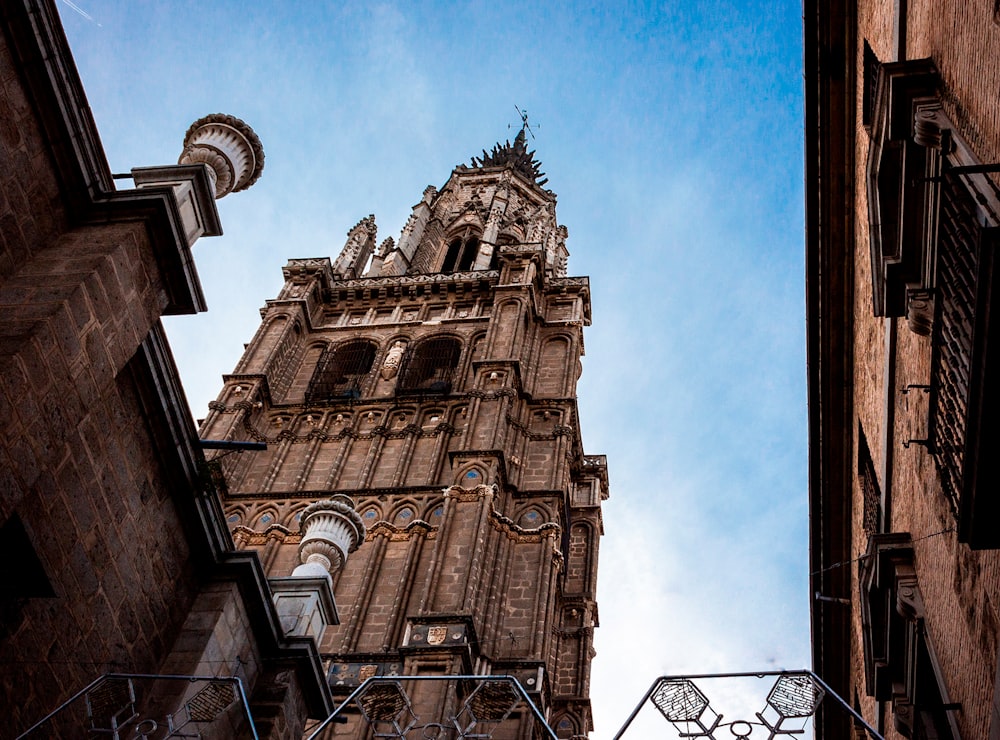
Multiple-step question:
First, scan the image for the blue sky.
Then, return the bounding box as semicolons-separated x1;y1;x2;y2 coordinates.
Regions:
59;1;807;734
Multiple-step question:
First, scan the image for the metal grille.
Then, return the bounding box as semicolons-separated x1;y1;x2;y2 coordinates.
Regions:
85;677;136;731
186;681;237;722
766;674;824;718
862;41;881;127
397;337;461;394
358;683;409;721
859;428;881;535
307;340;377;402
466;680;521;721
930;170;980;514
651;679;709;722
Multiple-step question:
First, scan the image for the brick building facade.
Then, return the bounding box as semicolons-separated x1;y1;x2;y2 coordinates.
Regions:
201;131;609;738
1;1;332;736
807;1;1000;737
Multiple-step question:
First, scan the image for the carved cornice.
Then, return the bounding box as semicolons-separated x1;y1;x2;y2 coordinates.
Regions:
365;519;437;542
230;413;458;445
488;506;561;543
547;277;590;290
505;411;579;442
550;626;595;639
224;485;451;502
325;270;499;293
444;483;496;503
232;523;300;547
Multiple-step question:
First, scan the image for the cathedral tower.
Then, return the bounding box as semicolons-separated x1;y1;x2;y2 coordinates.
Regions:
201;131;609;737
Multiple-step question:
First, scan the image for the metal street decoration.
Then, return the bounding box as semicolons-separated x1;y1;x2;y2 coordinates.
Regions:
17;673;257;739
307;675;556;739
614;670;883;740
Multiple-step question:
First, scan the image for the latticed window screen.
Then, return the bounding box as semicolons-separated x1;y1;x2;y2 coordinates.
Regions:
397;337;462;394
929;169;981;515
862;40;881;128
858;428;882;536
307;340;377;402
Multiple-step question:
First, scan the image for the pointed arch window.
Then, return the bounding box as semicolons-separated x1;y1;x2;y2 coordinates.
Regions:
307;340;377;402
397;337;462;395
442;229;483;273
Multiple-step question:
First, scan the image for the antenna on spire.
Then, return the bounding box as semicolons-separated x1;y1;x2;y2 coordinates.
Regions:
512;105;537;140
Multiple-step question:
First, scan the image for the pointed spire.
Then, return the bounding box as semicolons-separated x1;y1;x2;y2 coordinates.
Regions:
470;131;547;186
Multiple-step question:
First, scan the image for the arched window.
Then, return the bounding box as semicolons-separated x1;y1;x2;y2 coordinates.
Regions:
307;339;377;401
397;337;462;395
441;229;482;273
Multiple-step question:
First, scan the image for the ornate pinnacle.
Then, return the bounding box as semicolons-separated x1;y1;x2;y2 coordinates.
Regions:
179;114;264;198
292;495;366;577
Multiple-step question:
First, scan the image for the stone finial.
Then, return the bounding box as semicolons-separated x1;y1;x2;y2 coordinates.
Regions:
292;496;366;578
179;114;264;198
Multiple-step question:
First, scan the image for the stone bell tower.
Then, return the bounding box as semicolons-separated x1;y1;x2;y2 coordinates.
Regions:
200;130;609;738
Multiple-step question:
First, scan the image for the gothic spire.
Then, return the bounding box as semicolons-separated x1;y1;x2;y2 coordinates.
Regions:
471;129;548;186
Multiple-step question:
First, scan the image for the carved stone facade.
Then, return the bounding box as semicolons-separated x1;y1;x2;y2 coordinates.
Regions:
807;1;1000;738
202;140;609;737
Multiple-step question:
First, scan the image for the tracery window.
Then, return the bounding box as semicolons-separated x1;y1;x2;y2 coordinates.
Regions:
441;228;484;273
397;337;462;395
306;339;377;402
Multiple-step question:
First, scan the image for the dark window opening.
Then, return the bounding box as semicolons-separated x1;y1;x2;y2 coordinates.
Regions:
0;514;54;599
862;41;881;128
441;233;482;273
1;512;55;637
307;340;377;402
397;337;462;395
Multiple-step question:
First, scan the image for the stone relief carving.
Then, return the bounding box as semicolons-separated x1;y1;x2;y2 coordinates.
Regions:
381;341;406;379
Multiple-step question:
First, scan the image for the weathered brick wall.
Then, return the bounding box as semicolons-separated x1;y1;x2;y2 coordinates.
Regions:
2;341;201;733
845;3;1000;736
0;30;68;282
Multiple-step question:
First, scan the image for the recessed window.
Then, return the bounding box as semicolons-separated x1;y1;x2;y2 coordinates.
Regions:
307;339;378;402
441;229;486;273
862;41;881;128
397;337;462;395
